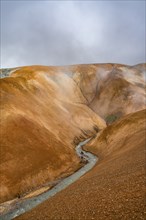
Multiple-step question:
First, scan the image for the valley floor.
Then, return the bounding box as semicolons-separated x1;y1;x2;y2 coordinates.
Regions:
16;128;146;220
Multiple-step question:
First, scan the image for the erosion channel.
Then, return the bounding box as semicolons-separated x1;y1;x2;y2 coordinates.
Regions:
0;138;98;220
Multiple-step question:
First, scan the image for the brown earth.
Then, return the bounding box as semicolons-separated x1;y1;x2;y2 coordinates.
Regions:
0;63;145;205
16;109;146;220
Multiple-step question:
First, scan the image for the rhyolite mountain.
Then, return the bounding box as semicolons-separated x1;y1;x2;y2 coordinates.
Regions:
0;63;145;203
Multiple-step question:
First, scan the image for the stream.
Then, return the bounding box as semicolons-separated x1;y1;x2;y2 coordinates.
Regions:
0;138;98;220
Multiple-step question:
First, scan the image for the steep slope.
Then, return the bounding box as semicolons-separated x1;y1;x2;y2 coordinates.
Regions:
0;66;105;203
85;108;146;157
71;63;146;122
17;109;146;220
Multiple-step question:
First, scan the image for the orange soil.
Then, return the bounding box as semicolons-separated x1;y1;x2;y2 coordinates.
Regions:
16;109;146;220
0;63;145;205
0;65;105;203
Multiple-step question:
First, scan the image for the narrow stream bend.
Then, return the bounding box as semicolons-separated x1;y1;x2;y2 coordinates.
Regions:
0;138;98;220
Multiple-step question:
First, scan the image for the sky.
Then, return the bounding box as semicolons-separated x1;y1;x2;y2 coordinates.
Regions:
1;0;146;68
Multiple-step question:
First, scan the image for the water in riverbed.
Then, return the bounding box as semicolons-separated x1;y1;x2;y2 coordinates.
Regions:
0;139;98;220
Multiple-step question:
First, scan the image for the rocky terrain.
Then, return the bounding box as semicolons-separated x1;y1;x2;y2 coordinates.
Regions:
0;63;146;219
16;109;146;220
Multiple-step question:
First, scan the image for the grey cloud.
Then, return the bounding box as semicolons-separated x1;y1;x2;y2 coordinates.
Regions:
1;0;145;68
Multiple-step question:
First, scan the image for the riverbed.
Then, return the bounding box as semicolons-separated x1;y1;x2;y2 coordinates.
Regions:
0;138;98;220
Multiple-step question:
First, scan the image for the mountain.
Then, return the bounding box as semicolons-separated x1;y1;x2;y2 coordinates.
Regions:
71;63;145;121
0;65;105;203
0;63;145;205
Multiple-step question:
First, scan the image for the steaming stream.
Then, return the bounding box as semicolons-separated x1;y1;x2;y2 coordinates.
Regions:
0;138;98;220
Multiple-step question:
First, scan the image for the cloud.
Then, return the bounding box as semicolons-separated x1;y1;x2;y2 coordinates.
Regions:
1;0;145;68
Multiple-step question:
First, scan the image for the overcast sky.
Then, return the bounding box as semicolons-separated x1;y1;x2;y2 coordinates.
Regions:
1;0;145;68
